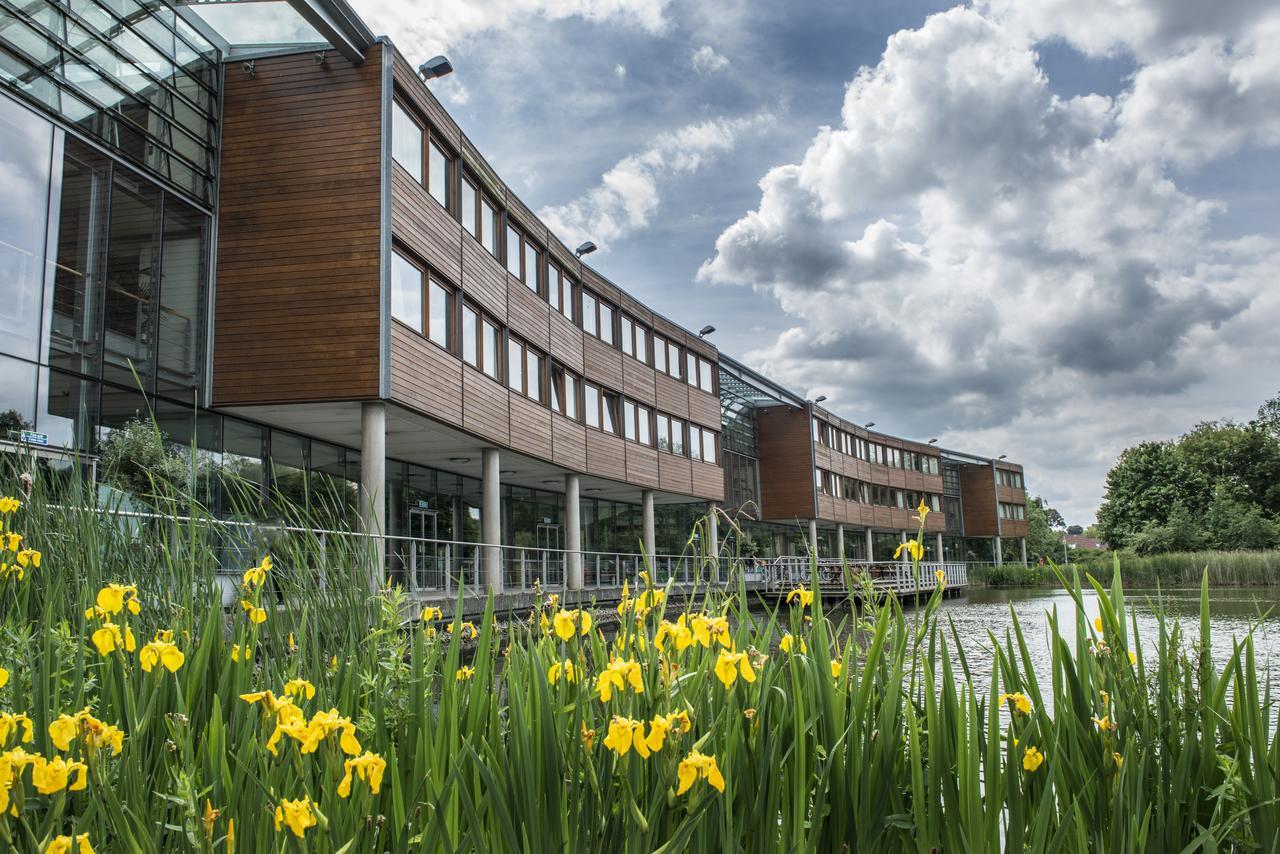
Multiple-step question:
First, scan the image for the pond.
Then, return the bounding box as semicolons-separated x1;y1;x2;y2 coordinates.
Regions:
928;585;1280;710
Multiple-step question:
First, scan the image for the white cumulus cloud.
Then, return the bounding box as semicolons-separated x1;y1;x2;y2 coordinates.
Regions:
691;45;730;73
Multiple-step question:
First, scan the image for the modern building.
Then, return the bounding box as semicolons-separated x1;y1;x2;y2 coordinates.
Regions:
0;0;1028;591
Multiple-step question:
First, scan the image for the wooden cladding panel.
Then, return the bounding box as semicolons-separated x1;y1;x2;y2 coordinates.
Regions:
586;431;627;481
551;417;588;471
622;358;657;406
756;406;815;523
582;336;624;391
658;453;693;495
683;332;716;361
214;47;382;406
688;389;721;431
997;485;1026;505
654;374;689;419
625;444;660;489
459;240;508;323
958;464;999;537
462;368;511;446
548;313;584;374
508;394;553;460
505;193;548;246
506;279;551;350
619;291;653;326
1001;519;1029;537
389;323;463;423
691;462;725;501
579;266;622;306
392;168;463;285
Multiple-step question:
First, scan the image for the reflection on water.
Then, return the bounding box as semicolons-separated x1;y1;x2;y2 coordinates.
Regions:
927;586;1280;710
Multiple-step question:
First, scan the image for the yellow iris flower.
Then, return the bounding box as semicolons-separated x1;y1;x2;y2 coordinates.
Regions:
655;616;695;653
714;650;756;689
240;600;267;624
548;659;578;685
242;555;272;588
596;658;644;702
998;692;1033;716
552;609;593;641
786;588;814;608
690;613;731;648
49;710;123;756
1022;746;1045;772
274;796;317;838
420;606;442;622
139;633;185;673
46;834;93;854
0;713;33;747
893;539;925;562
15;548;40;569
831;660;842;679
90;622;136;656
30;754;88;794
284;678;316;700
337;751;386;798
779;633;806;654
676;750;725;794
446;621;478;639
2;532;19;551
456;666;476;682
0;497;19;514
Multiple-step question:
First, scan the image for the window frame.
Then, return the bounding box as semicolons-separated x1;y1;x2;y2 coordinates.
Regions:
460;300;502;382
505;335;546;402
391;99;423;183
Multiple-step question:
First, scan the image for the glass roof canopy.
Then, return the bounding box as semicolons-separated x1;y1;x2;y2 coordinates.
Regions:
173;0;374;63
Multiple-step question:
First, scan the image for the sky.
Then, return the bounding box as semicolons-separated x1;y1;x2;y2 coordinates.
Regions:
344;0;1280;526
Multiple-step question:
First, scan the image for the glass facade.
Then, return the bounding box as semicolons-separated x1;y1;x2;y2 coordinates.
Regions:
0;0;220;203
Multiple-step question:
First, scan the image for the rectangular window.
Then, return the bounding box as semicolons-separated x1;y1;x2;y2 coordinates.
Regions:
462;179;478;238
506;225;522;277
637;405;651;445
697;357;714;393
620;316;634;357
526;348;542;402
671;419;685;456
624;400;637;441
702;428;717;464
558;275;574;321
551;364;580;419
602;391;619;434
508;338;523;392
462;304;478;366
428;139;451;208
428;278;452;348
565;373;578;419
688;427;701;461
635;326;648;365
599;301;614;345
391;250;422;333
654;336;667;373
582;291;597;336
685;352;697;387
548;263;562;312
668;342;682;378
482;319;500;380
656;414;670;451
481;199;499;257
392;102;422;181
584;383;600;428
523;240;540;293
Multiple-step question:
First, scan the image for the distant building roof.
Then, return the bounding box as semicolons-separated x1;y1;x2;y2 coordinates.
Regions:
1064;534;1106;550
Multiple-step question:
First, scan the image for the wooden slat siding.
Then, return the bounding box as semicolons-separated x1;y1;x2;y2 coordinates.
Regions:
997;485;1025;504
460;136;506;201
818;495;836;520
389;323;464;422
815;446;833;472
504;192;548;245
548;312;584;373
506;277;551;350
691;462;725;501
756;406;816;522
586;431;627;481
463;368;511;446
619;291;653;326
655;374;689;419
622;358;657;406
651;315;685;342
214;47;382;407
683;332;716;361
658;453;693;495
1001;519;1029;537
391;53;462;149
579;265;622;305
391;167;463;285
582;336;624;390
625;444;660;488
460;239;508;323
687;389;721;430
958;464;999;537
551;417;588;471
547;233;576;273
509;394;553;460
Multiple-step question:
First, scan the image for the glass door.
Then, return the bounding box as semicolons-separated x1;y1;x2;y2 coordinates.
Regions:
408;508;440;590
536;522;562;586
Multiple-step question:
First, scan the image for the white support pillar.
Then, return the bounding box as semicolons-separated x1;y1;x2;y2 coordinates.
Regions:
936;532;945;564
994;536;1004;565
900;529;909;563
359;401;386;590
836;523;846;562
641;489;656;565
865;528;874;562
706;503;719;561
1020;537;1028;566
482;447;502;592
808;519;819;557
565;474;582;590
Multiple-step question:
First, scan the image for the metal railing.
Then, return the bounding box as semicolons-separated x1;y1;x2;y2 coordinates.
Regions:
764;557;968;594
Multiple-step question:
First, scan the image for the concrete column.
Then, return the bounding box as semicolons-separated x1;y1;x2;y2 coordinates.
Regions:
808;519;819;557
482;447;502;591
900;529;909;563
565;474;582;590
994;536;1004;565
641;489;656;562
836;523;846;562
865;528;874;562
359;401;386;590
706;503;720;581
936;532;945;564
1020;537;1028;566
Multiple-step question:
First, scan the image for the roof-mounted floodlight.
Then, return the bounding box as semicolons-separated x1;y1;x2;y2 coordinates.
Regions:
698;325;716;338
574;241;597;258
865;422;876;429
419;55;453;80
813;395;827;404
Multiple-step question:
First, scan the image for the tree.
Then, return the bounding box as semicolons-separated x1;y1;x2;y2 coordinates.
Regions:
1025;495;1063;562
0;409;32;439
1066;525;1084;536
1096;441;1206;549
1257;390;1280;441
97;417;192;505
1043;506;1066;529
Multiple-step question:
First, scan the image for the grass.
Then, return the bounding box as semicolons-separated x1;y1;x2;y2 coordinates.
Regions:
973;550;1280;588
1;461;1278;851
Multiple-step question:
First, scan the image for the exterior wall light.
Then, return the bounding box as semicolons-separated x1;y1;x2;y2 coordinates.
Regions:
419;55;453;80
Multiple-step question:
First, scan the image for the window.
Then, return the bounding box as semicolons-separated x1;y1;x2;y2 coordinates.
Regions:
654;336;667;373
667;341;682;378
482;319;500;380
505;337;544;401
635;325;648;365
551;364;579;419
505;224;522;277
481;198;499;257
508;338;522;392
523;239;540;294
428;278;452;348
620;316;634;357
688;428;701;461
599;301;614;345
526;348;542;401
671;419;685;456
462;179;477;238
628;404;652;445
584;383;600;428
391;251;422;333
656;414;670;451
462;304;477;365
582;291;597;336
697;357;714;393
428;139;451;208
602;390;620;434
557;272;574;321
548;263;562;312
624;400;637;441
392;102;422;181
460;304;501;381
701;428;717;464
685;352;697;388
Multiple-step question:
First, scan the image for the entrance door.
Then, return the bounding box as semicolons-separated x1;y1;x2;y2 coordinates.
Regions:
536;523;562;585
408;508;440;590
